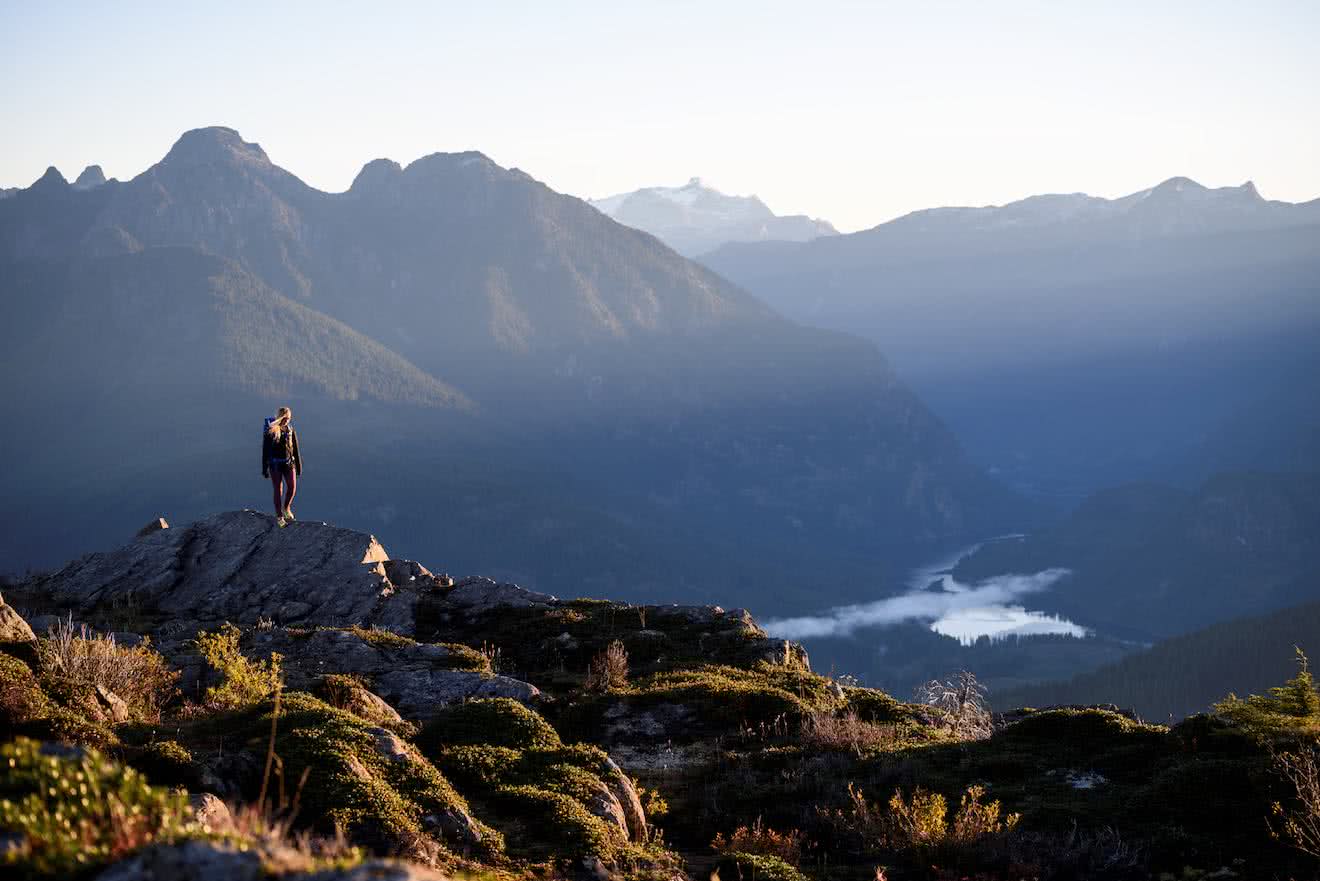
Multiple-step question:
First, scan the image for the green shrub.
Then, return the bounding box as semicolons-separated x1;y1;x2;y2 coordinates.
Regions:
844;687;906;724
627;663;839;729
0;737;201;879
1000;708;1166;749
14;705;118;750
490;784;617;859
194;623;282;709
714;851;808;881
418;698;561;752
249;692;501;856
128;740;202;789
0;653;49;727
1215;649;1320;736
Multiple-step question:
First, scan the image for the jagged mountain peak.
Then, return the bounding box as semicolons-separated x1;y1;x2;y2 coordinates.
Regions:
349;157;404;192
30;166;69;191
159;126;272;170
72;165;107;190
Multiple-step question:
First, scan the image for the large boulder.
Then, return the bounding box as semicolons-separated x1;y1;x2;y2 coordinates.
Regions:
0;594;36;643
28;511;431;632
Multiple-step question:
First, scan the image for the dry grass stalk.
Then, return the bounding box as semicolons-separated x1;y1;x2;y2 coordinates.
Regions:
586;640;629;692
800;710;897;754
914;670;993;741
37;616;178;719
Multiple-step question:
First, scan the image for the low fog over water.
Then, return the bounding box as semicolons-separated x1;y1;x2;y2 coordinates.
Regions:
763;540;1086;643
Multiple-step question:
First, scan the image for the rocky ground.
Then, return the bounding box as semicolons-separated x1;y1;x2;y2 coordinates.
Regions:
0;511;1310;880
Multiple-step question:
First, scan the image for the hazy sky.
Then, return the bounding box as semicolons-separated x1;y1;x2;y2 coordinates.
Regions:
4;1;1317;231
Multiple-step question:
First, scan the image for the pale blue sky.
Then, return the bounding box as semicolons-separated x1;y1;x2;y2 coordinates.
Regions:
4;1;1317;231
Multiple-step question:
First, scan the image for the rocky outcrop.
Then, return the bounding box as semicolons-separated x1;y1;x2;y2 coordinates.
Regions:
0;593;36;644
29;511;424;631
234;627;539;720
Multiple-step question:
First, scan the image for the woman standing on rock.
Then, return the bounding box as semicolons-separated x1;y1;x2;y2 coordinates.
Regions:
262;407;302;526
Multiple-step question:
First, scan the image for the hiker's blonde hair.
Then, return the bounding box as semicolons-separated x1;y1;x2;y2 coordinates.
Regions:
267;407;292;441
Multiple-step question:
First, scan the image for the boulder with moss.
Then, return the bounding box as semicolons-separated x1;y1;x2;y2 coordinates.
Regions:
231;627;538;720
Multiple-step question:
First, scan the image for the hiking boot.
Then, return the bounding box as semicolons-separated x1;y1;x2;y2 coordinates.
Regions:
276;516;287;528
284;509;296;522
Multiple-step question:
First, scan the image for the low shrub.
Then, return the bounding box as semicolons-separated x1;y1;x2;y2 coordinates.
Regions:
712;816;806;865
36;619;178;720
628;663;840;730
418;698;561;752
128;740;202;789
490;784;617;859
844;687;907;724
1216;649;1320;737
0;653;49;727
250;692;501;857
0;737;202;879
194;623;282;709
14;705;118;750
713;851;808;881
837;782;1020;868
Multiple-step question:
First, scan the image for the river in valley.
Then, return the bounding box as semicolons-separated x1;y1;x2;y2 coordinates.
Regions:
762;537;1089;645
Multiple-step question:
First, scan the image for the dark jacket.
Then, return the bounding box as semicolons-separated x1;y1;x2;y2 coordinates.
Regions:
262;427;302;477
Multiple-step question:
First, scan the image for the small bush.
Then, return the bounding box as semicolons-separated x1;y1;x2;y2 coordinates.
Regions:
36;619;178;720
585;640;629;693
0;737;202;879
194;623;282;709
0;653;50;726
249;692;500;857
418;698;561;752
713;851;808;881
844;687;906;724
840;782;1020;863
490;784;617;858
1216;649;1320;736
129;740;202;789
14;705;118;750
712;816;806;865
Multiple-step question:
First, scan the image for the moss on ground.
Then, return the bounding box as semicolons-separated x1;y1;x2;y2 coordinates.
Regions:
419;698;561;751
0;737;202;879
418;701;634;862
416;599;775;692
125;739;203;790
249;692;502;857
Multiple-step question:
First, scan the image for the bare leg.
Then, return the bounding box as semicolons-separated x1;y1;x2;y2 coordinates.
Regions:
271;471;284;516
282;467;297;517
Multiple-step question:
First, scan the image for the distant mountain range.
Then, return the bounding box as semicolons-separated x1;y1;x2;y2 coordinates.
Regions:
589;177;836;256
703;177;1320;499
0;127;1021;612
